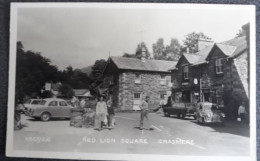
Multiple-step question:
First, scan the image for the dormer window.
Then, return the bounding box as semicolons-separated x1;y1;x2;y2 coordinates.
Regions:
216;59;224;74
160;75;166;85
183;66;189;80
135;74;141;84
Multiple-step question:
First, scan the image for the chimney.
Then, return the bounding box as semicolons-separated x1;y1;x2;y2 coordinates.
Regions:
186;47;190;54
198;39;214;51
141;46;146;63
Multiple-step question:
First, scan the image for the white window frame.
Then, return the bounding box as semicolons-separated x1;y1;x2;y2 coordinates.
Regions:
135;74;141;84
216;58;224;74
160;75;166;85
183;66;189;80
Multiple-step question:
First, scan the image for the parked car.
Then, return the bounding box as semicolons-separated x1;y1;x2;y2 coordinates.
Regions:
23;99;42;113
195;102;225;126
26;98;73;121
162;102;197;119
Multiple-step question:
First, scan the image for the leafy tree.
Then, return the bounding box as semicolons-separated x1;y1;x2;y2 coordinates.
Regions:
58;83;74;99
122;53;136;58
153;38;165;59
15;41;60;102
135;42;150;59
40;91;53;98
91;59;107;82
183;32;212;53
59;66;92;89
165;38;182;61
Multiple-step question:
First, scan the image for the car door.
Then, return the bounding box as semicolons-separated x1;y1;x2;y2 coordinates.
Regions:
59;101;71;117
47;101;59;117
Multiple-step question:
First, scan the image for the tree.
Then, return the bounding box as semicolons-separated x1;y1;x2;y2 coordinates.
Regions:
165;38;182;61
15;41;60;102
153;38;165;59
235;29;246;38
58;84;74;99
135;42;150;59
122;53;136;58
183;32;212;53
91;59;107;82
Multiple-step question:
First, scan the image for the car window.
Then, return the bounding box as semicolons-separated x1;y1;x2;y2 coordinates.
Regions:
40;100;46;105
59;101;68;106
25;100;31;104
48;101;58;106
31;100;40;104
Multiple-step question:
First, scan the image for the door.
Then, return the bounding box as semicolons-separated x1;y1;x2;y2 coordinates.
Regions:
47;101;59;117
59;101;71;117
133;92;142;110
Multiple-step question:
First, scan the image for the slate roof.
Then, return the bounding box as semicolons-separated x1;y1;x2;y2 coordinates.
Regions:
174;36;247;67
220;36;247;57
109;56;177;72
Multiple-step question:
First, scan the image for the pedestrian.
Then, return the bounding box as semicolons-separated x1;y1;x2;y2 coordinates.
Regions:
139;96;154;130
94;96;108;131
71;96;79;108
238;101;247;123
107;96;115;130
80;98;86;109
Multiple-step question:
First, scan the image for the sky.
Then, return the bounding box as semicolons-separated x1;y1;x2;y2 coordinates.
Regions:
17;5;251;70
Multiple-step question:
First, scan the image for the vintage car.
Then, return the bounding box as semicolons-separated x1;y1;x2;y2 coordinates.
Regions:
26;98;73;121
162;102;197;119
195;102;225;126
23;99;42;113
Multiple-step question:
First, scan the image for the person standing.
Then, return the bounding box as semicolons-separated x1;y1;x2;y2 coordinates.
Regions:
94;96;108;130
80;98;86;109
139;96;154;130
238;101;247;123
107;96;115;130
71;96;79;108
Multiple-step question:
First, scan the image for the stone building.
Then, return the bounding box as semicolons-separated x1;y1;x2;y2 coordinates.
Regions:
102;54;177;111
170;35;249;119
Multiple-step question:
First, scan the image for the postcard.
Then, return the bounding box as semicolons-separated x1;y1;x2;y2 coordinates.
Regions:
6;3;256;161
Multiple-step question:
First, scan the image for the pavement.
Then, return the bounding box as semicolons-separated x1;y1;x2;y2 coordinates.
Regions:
13;112;250;156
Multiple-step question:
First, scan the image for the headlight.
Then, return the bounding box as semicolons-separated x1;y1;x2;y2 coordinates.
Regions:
207;113;211;118
221;113;225;117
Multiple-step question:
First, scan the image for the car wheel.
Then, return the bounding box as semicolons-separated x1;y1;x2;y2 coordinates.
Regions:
201;117;205;125
164;111;169;117
193;115;197;120
177;113;181;118
181;113;186;119
41;112;51;122
220;122;225;127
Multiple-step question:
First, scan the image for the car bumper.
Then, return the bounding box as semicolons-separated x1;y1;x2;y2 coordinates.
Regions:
204;117;225;123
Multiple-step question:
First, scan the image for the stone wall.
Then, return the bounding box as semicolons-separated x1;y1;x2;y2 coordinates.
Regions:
118;72;172;110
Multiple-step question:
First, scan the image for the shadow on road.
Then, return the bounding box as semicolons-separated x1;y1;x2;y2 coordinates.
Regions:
26;118;70;122
190;120;249;137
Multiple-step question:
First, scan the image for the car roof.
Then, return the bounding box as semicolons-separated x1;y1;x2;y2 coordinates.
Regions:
43;98;66;102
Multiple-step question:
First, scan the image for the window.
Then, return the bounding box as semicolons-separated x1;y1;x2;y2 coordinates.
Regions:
135;74;141;84
48;101;58;106
160;75;166;85
134;93;141;99
183;66;189;79
216;59;224;74
31;100;40;104
59;101;67;106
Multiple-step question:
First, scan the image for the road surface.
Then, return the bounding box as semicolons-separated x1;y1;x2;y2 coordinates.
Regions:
13;112;250;156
